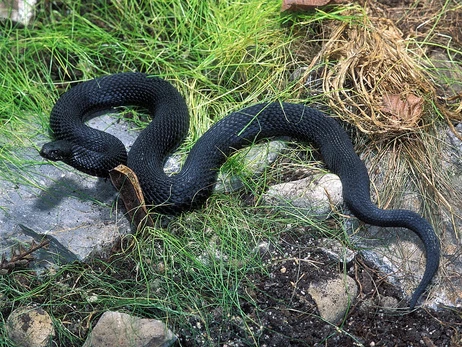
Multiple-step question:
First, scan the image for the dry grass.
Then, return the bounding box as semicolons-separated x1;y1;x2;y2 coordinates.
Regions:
303;13;445;136
292;1;462;139
322;18;434;134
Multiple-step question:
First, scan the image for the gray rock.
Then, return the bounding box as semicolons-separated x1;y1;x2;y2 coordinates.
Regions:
0;115;135;269
0;0;37;25
262;172;343;218
308;275;358;324
6;306;55;347
82;311;176;347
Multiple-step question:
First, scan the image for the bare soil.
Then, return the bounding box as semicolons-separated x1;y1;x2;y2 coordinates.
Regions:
177;231;461;346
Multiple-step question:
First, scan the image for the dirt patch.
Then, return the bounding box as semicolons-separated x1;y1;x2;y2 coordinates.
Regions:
375;0;462;45
178;231;462;346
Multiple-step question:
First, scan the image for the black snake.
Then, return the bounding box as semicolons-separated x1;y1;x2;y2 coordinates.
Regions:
40;72;439;309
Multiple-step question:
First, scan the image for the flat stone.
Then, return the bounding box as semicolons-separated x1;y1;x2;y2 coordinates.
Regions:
82;311;176;347
0;115;135;269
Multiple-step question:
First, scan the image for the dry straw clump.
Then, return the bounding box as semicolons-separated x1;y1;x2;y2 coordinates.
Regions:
308;16;436;136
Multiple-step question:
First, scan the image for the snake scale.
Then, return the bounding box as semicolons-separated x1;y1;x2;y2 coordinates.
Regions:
40;72;439;309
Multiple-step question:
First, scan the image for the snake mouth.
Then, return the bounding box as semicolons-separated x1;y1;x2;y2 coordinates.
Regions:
40;140;73;161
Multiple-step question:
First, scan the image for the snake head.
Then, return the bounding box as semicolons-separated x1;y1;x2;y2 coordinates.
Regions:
40;140;73;162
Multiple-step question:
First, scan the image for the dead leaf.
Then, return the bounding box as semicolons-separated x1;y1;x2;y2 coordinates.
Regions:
381;93;423;124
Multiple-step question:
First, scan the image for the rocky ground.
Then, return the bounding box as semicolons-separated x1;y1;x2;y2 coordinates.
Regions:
177;230;461;346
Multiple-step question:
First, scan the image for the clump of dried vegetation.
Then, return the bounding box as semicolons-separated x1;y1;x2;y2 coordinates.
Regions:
314;16;435;135
298;1;461;138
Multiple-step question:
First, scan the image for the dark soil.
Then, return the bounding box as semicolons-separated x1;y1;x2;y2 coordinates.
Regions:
177;231;462;346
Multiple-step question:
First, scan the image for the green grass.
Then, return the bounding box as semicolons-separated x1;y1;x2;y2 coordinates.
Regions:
1;0;461;346
0;1;294;144
0;0;302;182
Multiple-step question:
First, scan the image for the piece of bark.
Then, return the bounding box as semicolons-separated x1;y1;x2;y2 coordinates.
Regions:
109;164;154;231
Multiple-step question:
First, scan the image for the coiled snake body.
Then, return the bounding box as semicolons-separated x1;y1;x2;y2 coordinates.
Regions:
40;72;439;309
